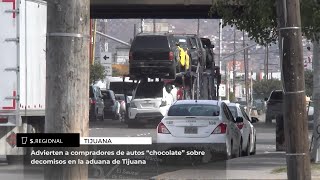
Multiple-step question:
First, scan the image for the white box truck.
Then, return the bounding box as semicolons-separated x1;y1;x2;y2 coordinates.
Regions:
0;0;47;163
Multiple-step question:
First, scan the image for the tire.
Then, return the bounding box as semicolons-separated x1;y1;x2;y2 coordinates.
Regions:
235;139;242;158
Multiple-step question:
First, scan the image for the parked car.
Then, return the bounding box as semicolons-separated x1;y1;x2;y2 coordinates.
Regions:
129;33;180;79
101;89;120;120
115;94;132;122
265;90;283;124
200;38;215;69
156;100;242;160
89;85;105;121
227;103;257;156
127;81;177;128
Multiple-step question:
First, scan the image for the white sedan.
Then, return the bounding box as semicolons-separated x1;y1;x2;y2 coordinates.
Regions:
156;100;242;160
227;103;257;156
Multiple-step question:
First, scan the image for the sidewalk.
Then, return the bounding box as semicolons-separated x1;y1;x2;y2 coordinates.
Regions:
151;152;320;180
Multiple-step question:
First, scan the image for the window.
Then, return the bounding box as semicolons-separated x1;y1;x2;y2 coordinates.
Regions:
168;104;220;117
131;36;169;49
241;108;250;121
135;82;164;99
270;91;283;100
228;106;238;118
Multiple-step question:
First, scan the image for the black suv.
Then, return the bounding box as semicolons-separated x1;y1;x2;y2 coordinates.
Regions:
201;38;215;69
265;90;283;124
89;86;105;121
129;33;180;79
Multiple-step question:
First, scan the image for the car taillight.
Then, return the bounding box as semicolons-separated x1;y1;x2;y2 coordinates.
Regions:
237;122;244;129
129;52;133;61
169;51;174;61
157;122;171;134
212;123;227;134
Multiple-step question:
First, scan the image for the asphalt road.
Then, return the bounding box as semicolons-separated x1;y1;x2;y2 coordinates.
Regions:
0;114;299;179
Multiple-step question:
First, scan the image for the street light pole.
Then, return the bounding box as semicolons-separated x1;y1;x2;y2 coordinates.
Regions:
233;27;236;99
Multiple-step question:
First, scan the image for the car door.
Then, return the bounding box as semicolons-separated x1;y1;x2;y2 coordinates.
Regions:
222;104;236;152
224;105;241;149
196;38;206;66
240;107;254;145
237;107;251;148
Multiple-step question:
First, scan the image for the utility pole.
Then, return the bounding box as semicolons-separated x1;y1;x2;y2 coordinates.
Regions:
233;27;236;99
244;49;249;114
218;19;223;100
140;19;144;33
266;45;269;79
46;0;89;179
278;0;311;179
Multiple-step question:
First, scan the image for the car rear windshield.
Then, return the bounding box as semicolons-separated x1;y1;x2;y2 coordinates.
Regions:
270;91;283;100
135;82;164;99
115;95;125;101
168;104;220;116
131;36;169;49
228;106;238;118
174;36;190;49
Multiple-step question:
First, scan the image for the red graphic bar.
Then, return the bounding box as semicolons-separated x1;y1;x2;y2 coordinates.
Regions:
2;0;16;18
3;91;16;110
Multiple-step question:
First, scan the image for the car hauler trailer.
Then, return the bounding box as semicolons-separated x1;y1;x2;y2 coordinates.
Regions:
0;0;47;163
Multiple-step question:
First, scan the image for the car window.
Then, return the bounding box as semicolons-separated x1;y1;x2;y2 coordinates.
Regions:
102;91;111;99
174;36;189;49
168;104;220;116
131;36;169;49
270;91;283;100
223;105;235;122
240;108;250;121
135;82;164;99
228;106;238;118
190;37;197;48
115;95;125;101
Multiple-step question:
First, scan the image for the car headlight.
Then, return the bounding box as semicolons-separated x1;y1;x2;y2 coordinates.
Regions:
130;102;137;108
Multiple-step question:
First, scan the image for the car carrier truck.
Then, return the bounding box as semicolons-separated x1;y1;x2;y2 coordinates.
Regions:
0;0;47;163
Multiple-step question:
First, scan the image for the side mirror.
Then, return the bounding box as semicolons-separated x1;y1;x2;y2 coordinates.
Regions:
251;117;259;123
210;44;215;48
264;97;268;101
236;117;243;123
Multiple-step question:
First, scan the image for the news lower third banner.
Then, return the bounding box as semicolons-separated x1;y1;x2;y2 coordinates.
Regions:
16;133;152;147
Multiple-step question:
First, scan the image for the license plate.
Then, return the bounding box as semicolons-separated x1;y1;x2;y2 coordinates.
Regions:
184;127;198;134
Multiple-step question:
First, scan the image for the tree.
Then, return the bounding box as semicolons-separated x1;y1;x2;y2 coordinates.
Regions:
253;79;282;99
211;0;320;162
305;70;313;97
90;62;107;85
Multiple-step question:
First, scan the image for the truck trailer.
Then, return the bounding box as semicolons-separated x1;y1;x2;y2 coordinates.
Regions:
0;0;47;163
